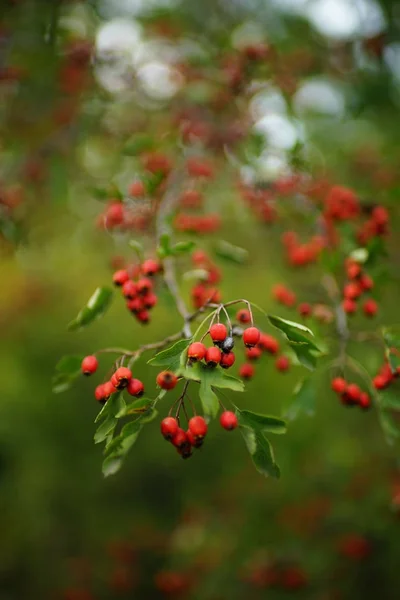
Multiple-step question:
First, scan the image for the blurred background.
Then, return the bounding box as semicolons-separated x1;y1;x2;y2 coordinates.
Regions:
1;0;400;598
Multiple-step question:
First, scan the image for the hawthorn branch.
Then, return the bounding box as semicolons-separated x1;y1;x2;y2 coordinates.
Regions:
155;166;192;338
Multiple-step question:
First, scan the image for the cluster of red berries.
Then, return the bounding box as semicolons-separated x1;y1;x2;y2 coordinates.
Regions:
238;183;278;224
341;258;377;316
160;411;238;459
190;250;222;309
331;377;371;410
81;358;145;405
112;258;161;324
357;205;389;245
372;359;400;390
282;230;325;267
323;185;360;222
234;309;290;378
174;212;221;234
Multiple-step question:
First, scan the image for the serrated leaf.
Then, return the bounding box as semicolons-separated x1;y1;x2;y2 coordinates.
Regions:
236;409;287;434
240;427;280;478
286;376;316;420
68;287;113;331
94;414;118;444
148;339;191;371
213;240;249;264
268;315;321;371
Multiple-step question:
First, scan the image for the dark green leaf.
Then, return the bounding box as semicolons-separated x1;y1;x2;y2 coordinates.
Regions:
380;387;400;410
379;409;400;446
236;409;287;434
240;427;280;478
94;414;118;444
268;315;321;371
52;373;75;394
286;376;316;420
157;233;172;258
213;240;248;264
117;397;154;417
181;362;244;392
268;315;315;340
68;287;113;331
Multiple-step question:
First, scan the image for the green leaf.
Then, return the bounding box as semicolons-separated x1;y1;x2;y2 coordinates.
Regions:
117;397;154;417
94;414;118;444
213;240;249;264
236;409;287;434
181;362;244;392
68;287;113;331
144;171;165;196
55;355;83;375
52;355;84;393
171;241;196;255
123;133;154;156
199;382;219;419
148;339;191;371
380;387;400;410
157;232;172;259
382;327;400;373
183;269;209;281
268;315;315;339
268;315;321;371
240;427;280;478
286;376;316;421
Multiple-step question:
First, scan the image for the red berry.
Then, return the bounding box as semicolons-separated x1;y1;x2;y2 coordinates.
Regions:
360;274;374;291
359;392;371;410
236;309;251;324
342;298;357;314
142;292;157;309
160;417;178;440
142;259;160;276
220;411;238;431
220;352;235;369
373;374;389;390
363;298;378;317
209;323;227;343
346;383;361;403
276;355;290;372
331;377;347;394
258;333;279;355
298;302;312;318
136;278;152;295
113;270;130;286
126;297;144;313
127;378;144;397
188;416;208;439
103;380;117;398
205;346;221;366
243;327;260;348
343;282;362;300
347;262;362;280
187;342;207;362
171;427;190;449
122;280;137;299
128;180;145;197
94;384;107;404
111;367;132;390
156;370;178;390
81;355;98;375
245;346;262;361
239;363;255;379
186;429;203;448
136;309;150;323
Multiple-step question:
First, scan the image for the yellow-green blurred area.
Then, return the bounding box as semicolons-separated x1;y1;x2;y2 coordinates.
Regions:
2;0;400;599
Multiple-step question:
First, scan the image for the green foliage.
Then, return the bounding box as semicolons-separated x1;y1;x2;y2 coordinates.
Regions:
213;240;249;264
157;233;196;258
236;409;287;434
240;427;280;478
123;133;155;156
52;354;83;393
148;339;192;371
68;287;113;331
286;376;317;420
268;315;321;370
